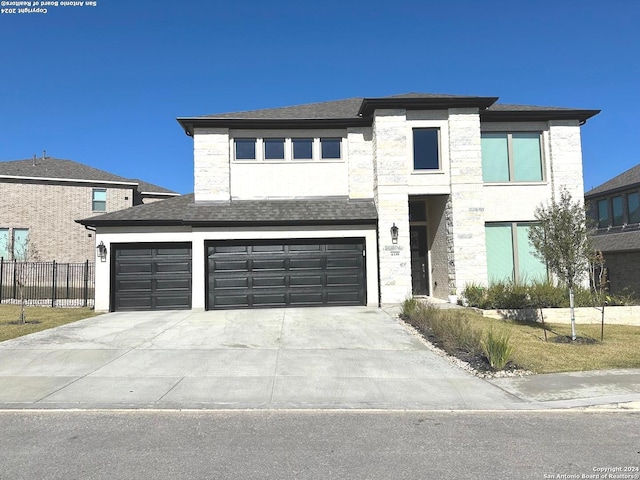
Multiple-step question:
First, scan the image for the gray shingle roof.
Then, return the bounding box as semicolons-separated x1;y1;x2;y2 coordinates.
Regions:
78;194;378;227
177;93;599;134
0;157;177;195
591;229;640;252
585;164;640;198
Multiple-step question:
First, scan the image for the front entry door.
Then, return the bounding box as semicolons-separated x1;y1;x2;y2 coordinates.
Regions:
410;226;429;295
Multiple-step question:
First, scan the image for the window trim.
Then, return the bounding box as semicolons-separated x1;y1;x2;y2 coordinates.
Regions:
92;188;107;212
481;131;545;183
412;127;441;171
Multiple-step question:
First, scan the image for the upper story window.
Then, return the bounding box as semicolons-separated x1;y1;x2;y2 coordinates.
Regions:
612;196;624;226
264;138;285;160
235;138;257;160
292;138;313;160
92;189;107;212
628;192;640;224
320;138;341;159
413;128;440;170
597;199;609;228
482;132;543;182
233;136;343;162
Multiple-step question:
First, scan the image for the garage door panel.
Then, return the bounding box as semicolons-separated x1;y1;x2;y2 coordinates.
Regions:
207;238;365;309
113;243;192;311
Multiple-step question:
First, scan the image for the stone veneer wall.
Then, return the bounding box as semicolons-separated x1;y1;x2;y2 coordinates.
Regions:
372;110;412;303
347;127;374;199
447;109;487;292
548;121;585;200
194;127;230;202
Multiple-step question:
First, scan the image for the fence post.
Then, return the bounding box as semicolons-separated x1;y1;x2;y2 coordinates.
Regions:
51;260;57;308
0;257;3;304
12;260;17;300
83;259;89;307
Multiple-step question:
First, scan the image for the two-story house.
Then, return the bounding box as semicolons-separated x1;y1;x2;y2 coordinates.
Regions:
0;155;178;263
79;93;599;312
585;164;640;296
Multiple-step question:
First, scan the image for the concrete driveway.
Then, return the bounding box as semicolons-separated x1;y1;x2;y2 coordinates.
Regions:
0;306;521;410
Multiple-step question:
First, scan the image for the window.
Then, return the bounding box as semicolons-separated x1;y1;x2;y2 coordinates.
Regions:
320;138;341;159
485;222;547;284
292;138;313;160
628;192;640;224
92;189;106;212
264;138;285;160
235;138;256;160
12;229;29;261
597;199;609;228
0;228;8;259
413;128;439;170
482;132;543;182
612;196;624;226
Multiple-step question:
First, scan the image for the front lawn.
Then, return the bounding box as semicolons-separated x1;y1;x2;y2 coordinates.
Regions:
0;305;98;342
401;300;640;374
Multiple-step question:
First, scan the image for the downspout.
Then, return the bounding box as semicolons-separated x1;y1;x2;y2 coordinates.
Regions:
376;218;381;308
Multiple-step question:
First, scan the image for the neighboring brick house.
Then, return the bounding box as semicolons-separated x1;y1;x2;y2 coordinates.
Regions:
0;156;178;263
79;93;599;312
585;164;640;296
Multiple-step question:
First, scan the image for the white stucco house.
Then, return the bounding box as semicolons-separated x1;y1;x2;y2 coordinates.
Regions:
78;93;599;311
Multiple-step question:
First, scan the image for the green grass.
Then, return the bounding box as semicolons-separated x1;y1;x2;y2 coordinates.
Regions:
0;305;98;342
402;300;640;374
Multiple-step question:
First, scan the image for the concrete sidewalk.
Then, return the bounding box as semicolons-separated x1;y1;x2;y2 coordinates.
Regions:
0;306;638;410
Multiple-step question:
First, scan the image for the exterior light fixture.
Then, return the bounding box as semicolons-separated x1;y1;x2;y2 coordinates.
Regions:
97;241;108;262
390;223;399;244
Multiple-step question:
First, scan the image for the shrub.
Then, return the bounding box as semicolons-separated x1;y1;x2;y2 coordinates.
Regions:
481;326;516;370
528;279;565;308
400;297;419;318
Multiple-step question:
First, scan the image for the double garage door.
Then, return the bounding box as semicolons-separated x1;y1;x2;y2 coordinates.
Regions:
112;239;366;311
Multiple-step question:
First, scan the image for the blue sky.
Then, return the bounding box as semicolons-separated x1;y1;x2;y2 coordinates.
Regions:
1;0;638;194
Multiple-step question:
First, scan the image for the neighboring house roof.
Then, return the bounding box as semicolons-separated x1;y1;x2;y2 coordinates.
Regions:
585;164;640;198
177;93;599;134
78;194;378;227
0;157;178;195
591;229;640;252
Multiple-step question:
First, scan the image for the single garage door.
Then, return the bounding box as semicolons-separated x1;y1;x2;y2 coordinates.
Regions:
112;243;192;311
206;238;366;309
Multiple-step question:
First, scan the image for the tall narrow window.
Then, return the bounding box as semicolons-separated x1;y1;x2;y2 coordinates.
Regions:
482;132;543;182
413;129;440;170
612;196;624;226
235;138;256;160
0;228;8;259
597;199;609;228
628;192;640;224
92;189;107;212
12;229;29;261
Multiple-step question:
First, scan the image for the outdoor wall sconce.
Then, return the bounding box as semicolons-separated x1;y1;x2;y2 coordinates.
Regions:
390;223;399;244
97;241;108;262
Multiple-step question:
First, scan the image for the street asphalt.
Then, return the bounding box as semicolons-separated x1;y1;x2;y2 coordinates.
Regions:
0;305;638;410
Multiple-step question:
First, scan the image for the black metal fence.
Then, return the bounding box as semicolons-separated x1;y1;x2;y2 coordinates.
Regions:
0;259;95;307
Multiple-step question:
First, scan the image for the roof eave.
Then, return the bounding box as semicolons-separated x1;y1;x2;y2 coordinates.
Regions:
481;109;601;124
176;117;371;136
357;96;499;116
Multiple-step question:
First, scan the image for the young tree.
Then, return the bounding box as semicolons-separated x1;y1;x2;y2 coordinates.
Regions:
528;188;591;341
13;234;40;324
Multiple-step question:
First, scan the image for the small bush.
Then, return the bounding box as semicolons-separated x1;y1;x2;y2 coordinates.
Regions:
482;326;516;370
528;279;565;308
400;297;419;318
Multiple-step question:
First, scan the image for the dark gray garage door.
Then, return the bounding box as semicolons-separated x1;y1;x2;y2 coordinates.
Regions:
112;243;192;311
206;239;366;309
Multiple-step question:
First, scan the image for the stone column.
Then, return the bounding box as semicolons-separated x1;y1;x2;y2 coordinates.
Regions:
193;128;230;202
